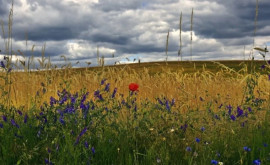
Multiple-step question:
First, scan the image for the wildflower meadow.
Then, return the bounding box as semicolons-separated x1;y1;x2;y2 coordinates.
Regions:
0;1;270;165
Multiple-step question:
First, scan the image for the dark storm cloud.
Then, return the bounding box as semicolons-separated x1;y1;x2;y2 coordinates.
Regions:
14;26;77;41
91;33;130;45
194;0;270;39
0;0;9;15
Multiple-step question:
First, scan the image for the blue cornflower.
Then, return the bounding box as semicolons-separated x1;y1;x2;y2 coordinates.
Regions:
112;88;117;98
253;159;261;165
186;147;192;152
261;65;266;69
244;146;251;152
0;123;3;128
201;127;205;132
211;160;218;164
263;143;268;147
47;148;51;153
230;115;236;121
195;137;200;143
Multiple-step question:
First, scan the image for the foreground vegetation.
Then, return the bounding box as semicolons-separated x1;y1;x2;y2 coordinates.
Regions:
0;59;270;164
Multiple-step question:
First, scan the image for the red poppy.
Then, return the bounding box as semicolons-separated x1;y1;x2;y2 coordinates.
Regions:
129;83;139;92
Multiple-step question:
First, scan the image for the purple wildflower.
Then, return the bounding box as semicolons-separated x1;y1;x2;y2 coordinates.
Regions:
2;115;7;122
244;146;251;152
59;117;65;125
248;107;252;112
253;159;261;165
50;97;57;106
268;74;270;81
112;88;117;98
71;96;76;104
218;104;223;109
24;114;28;123
104;83;110;92
230;115;236;121
0;61;5;68
85;141;89;149
214;115;220;120
17;110;23;116
10;119;19;128
227;105;232;115
165;100;170;111
237;106;244;117
79;127;87;137
59;95;67;105
100;78;107;85
261;65;266;69
199;97;204;101
81;92;89;103
0;123;3;128
201;127;205;132
91;147;95;154
211;160;218;164
47;148;51;153
186;146;192;152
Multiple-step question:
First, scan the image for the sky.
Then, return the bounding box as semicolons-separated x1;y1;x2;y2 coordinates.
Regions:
0;0;270;68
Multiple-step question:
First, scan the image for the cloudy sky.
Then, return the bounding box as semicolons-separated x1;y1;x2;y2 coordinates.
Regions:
0;0;270;67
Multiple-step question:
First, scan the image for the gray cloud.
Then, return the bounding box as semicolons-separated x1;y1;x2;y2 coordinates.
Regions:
0;0;269;67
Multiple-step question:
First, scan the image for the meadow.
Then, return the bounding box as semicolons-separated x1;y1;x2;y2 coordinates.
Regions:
0;58;270;165
1;1;270;164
